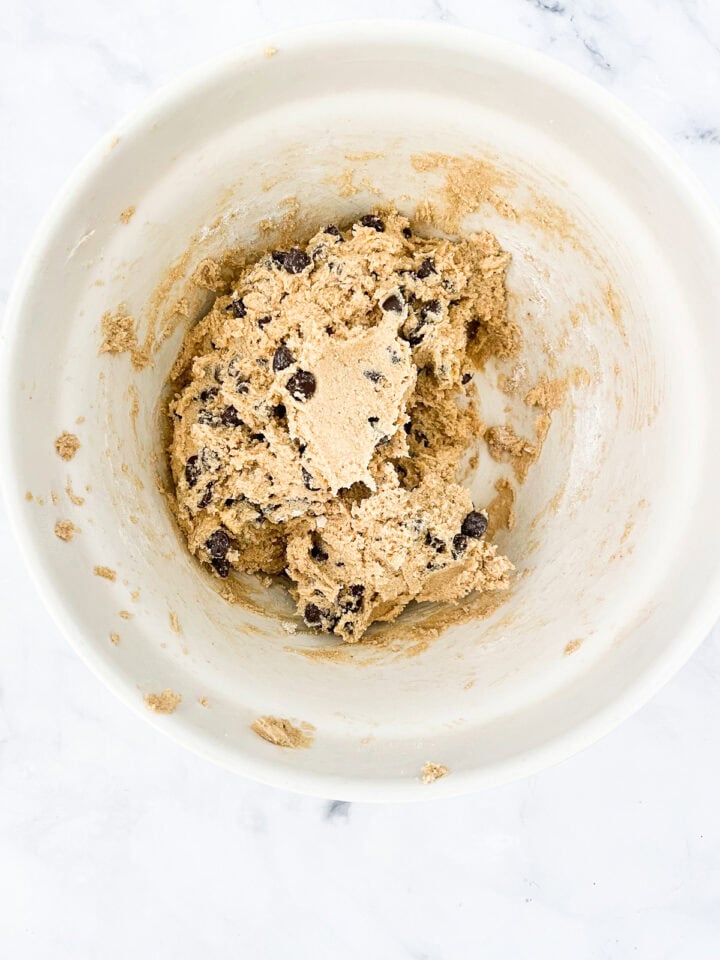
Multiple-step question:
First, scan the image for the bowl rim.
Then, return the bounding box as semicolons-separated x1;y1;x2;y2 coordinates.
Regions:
3;19;720;802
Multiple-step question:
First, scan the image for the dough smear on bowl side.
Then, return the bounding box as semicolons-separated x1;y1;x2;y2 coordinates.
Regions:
168;211;518;642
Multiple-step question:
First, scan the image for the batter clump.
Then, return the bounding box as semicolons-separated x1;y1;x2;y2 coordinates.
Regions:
169;211;515;641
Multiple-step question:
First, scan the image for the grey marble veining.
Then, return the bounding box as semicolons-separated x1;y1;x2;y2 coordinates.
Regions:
1;1;720;957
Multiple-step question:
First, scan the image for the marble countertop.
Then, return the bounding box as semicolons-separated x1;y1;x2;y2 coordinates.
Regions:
2;1;720;956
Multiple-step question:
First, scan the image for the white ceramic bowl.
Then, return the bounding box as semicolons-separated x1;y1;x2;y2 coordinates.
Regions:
4;22;720;801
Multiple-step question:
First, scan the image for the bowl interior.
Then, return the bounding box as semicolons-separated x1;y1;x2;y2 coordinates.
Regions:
5;25;720;798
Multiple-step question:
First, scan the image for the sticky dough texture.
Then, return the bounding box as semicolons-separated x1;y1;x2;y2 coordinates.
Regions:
169;211;514;641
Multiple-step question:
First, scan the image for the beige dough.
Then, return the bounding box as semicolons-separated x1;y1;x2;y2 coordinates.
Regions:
169;211;515;641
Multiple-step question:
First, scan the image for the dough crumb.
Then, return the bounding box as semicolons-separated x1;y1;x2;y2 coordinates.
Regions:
118;609;132;619
525;375;568;412
169;611;182;633
484;424;539;483
486;478;516;539
99;307;148;367
65;479;86;506
251;716;314;749
54;519;78;542
198;696;209;708
55;432;80;461
144;690;182;714
421;762;449;784
564;638;583;656
94;566;117;581
119;205;136;224
264;45;278;58
25;491;34;502
110;632;120;645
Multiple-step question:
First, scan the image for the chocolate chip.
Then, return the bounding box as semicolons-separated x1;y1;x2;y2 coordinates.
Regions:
387;346;402;364
421;299;441;319
226;298;246;318
287;370;316;401
381;294;403;313
258;316;272;328
302;467;320;491
213;365;224;384
403;420;412;434
402;314;428;347
402;227;412;239
425;531;445;552
467;319;480;340
324;224;342;238
368;416;379;425
416;258;436;280
185;455;201;487
236;379;250;394
197;410;217;425
462;373;472;385
199;387;218;402
461;511;488;539
224;498;238;507
211;556;230;578
414;430;429;448
359;214;385;232
452;533;467;557
250;432;265;443
198;483;213;508
304;603;323;626
339;584;365;613
273;343;295;372
310;538;328;562
221;405;243;427
363;369;384;383
272;403;287;419
272;247;311;274
206;528;230;559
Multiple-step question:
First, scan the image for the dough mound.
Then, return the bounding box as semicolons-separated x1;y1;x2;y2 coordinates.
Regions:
169;211;514;641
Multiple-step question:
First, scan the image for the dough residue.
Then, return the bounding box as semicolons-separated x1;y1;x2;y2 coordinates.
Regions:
55;432;80;461
251;715;314;748
54;519;77;542
421;761;449;784
65;478;86;506
94;565;117;581
99;307;149;369
144;690;182;714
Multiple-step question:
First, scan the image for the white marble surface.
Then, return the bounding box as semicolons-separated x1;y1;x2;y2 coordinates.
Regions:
2;1;720;956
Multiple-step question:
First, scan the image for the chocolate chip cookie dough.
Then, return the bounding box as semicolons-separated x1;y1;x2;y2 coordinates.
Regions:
169;211;515;641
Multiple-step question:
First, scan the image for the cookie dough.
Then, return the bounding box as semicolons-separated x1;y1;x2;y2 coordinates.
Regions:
169;211;514;641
